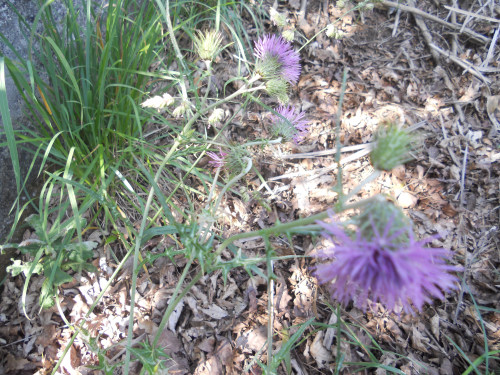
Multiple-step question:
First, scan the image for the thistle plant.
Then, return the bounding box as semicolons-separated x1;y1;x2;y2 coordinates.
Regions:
2;0;463;371
313;204;461;314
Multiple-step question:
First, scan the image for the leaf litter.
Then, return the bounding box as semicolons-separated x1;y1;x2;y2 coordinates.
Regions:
1;0;500;374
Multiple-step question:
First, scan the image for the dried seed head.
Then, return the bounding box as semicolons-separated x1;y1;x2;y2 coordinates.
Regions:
193;29;223;62
269;7;287;28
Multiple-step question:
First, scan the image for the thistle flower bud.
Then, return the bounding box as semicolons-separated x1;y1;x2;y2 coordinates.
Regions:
269;7;287;28
208;108;224;126
193;30;223;62
370;123;413;171
266;78;289;104
225;145;251;175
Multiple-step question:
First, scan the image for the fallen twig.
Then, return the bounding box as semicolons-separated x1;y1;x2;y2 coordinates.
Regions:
366;0;490;44
430;43;492;84
444;4;500;23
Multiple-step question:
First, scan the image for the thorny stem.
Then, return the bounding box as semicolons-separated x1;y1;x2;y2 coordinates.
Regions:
216;195;382;257
242;137;282;148
212;157;253;214
201;61;213;109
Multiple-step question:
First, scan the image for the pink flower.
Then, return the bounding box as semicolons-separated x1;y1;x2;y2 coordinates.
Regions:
206;147;227;168
254;34;301;84
270;105;309;143
314;213;461;314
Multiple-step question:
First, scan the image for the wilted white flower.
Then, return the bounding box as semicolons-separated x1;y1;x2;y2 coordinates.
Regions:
172;101;190;118
208;108;224;126
269;7;287;28
141;92;175;110
325;24;345;39
336;0;347;8
364;2;375;10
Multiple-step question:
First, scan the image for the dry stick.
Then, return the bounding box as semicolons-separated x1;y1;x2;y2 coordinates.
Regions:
482;27;500;70
408;0;440;63
435;66;466;124
279;142;372;159
429;43;492;84
392;7;402;38
299;0;308;20
450;0;459;57
371;0;490;44
458;143;469;207
443;4;500;24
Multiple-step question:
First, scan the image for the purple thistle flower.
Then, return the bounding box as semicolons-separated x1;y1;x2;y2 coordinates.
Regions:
314;213;461;314
270;105;310;143
207;147;227;168
254;34;301;84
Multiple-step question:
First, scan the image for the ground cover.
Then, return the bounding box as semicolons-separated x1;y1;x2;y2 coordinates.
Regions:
0;0;499;374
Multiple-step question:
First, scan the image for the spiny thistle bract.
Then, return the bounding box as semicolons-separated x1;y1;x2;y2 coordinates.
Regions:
370;122;414;171
266;78;290;104
354;197;411;246
313;212;461;314
254;34;301;85
270;105;310;143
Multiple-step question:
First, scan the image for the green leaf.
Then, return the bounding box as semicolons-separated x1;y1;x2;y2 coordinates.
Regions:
43;260;73;286
7;259;43;277
40;278;56;309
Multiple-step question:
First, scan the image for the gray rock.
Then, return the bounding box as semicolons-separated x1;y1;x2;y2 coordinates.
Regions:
0;0;41;243
0;0;102;242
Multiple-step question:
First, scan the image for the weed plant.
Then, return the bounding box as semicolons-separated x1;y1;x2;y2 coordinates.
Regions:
0;0;472;374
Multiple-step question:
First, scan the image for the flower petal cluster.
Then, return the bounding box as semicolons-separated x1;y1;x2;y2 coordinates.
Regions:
254;34;301;85
206;147;227;168
270;105;309;143
314;213;461;314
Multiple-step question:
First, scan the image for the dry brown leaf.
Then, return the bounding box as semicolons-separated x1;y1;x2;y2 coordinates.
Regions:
5;353;31;372
235;326;267;353
201;304;228;320
310;331;333;369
